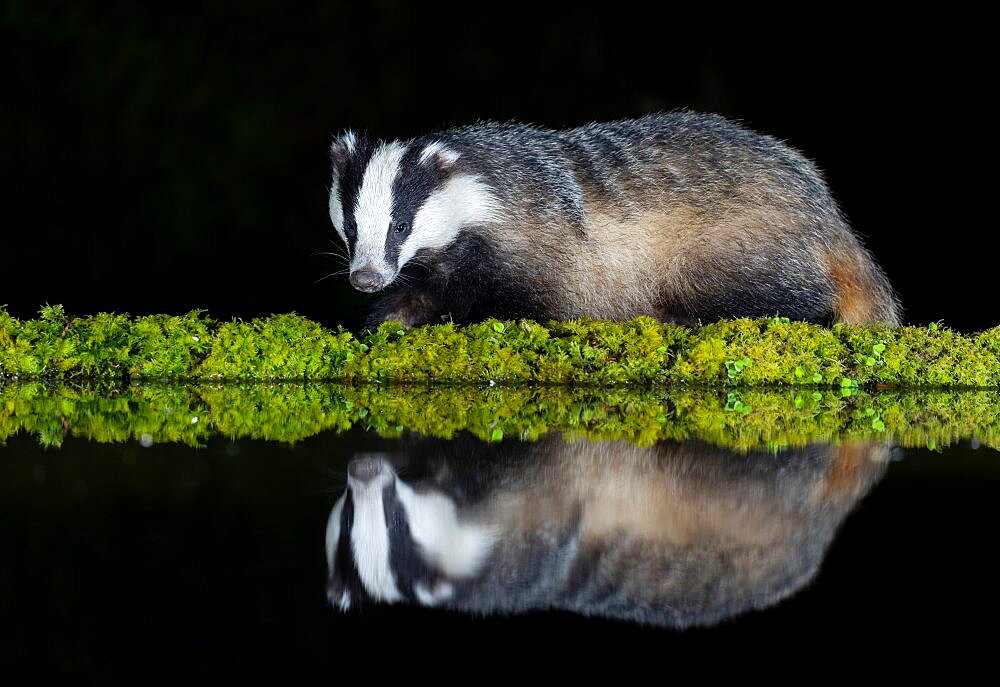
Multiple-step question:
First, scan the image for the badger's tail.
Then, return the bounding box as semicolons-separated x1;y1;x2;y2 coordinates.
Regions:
823;242;901;325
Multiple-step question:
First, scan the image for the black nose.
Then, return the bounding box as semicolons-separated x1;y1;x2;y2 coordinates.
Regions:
350;270;385;293
349;457;383;483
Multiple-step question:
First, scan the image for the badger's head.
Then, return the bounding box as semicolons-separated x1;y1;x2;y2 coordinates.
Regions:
325;453;497;611
328;131;500;293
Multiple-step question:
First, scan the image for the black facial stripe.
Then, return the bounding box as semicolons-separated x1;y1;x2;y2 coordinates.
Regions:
382;482;441;602
334;135;378;252
385;143;450;266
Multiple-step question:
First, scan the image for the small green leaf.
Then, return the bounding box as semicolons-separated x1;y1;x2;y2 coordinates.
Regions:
794;394;804;409
811;392;823;401
492;322;505;333
872;418;885;431
656;346;667;354
928;322;938;331
794;366;804;378
840;377;857;387
812;373;823;384
873;343;886;354
491;428;503;442
359;343;369;352
864;356;876;366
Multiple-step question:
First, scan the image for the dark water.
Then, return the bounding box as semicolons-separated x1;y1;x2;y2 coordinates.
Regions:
2;419;998;679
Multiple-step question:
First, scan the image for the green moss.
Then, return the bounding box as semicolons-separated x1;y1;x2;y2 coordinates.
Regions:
2;306;999;387
195;314;358;380
2;381;999;452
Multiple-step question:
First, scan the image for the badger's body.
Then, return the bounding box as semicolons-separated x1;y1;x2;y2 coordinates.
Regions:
328;112;900;328
326;436;888;627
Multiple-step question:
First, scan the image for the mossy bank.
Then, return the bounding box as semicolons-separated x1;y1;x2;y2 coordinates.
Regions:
2;305;999;387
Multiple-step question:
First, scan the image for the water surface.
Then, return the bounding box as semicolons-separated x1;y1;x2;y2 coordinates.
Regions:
1;384;997;678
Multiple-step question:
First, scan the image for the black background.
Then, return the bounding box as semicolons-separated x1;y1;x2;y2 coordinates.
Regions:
2;5;993;332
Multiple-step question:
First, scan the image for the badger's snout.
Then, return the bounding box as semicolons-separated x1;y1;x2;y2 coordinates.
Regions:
347;453;395;492
348;455;384;483
350;269;386;293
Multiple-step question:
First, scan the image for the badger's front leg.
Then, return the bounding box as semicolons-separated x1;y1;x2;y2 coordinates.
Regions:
363;287;447;330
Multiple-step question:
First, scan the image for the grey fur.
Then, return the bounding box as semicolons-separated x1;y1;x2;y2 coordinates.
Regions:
329;112;901;327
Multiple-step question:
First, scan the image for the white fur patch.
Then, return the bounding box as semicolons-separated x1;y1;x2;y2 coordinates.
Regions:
348;468;403;603
419;141;461;166
325;494;346;570
341;130;357;154
352;141;408;278
328;176;346;247
398;174;502;267
395;480;497;579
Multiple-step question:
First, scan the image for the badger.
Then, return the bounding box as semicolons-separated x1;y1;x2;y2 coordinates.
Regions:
327;111;900;329
325;435;888;627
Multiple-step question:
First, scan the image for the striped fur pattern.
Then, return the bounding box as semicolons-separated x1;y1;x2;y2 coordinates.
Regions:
328;112;900;328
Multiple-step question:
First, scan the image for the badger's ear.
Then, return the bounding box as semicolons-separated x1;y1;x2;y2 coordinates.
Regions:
330;129;359;173
418;140;461;174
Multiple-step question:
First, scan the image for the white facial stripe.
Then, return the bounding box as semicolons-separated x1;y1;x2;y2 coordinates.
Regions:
325;495;352;611
395;480;496;578
329;130;357;248
349;474;403;602
419;141;460;166
353;141;408;275
398;174;502;268
328;176;346;247
325;494;346;570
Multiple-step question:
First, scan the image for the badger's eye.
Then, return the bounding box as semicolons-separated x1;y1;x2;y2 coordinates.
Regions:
393;221;408;234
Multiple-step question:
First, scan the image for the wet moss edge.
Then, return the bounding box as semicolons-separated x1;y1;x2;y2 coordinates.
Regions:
2;382;998;452
2;305;1000;387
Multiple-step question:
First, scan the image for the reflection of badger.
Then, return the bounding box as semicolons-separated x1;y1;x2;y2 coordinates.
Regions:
328;113;900;328
326;436;888;627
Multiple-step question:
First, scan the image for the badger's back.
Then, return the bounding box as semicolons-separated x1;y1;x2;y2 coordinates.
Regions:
427;113;899;325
